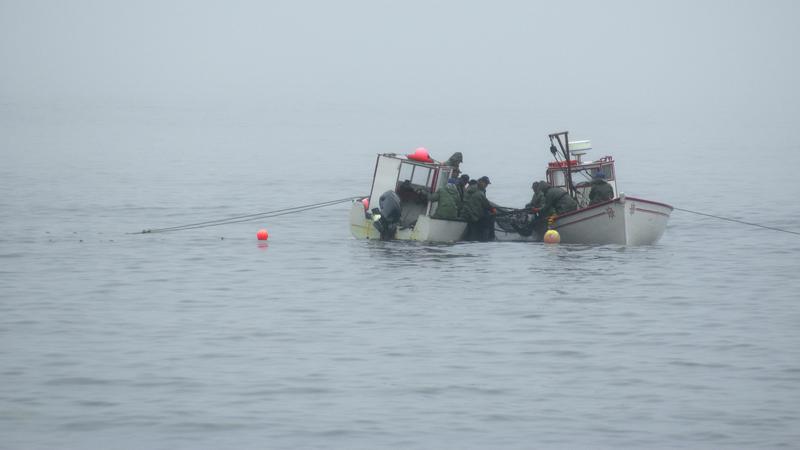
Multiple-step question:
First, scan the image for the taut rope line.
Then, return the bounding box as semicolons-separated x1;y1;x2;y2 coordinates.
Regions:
673;207;800;236
131;196;363;234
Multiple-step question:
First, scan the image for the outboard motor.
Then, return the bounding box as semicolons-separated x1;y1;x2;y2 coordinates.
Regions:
373;190;402;240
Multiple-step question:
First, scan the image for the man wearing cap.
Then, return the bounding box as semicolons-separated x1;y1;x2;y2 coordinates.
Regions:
428;174;469;220
461;176;495;241
588;171;614;205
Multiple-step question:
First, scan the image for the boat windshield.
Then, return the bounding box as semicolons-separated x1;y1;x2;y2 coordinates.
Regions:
547;161;617;208
550;169;567;188
549;162;616;188
398;161;435;189
395;159;450;227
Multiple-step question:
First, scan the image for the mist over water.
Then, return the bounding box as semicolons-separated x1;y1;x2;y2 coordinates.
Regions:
2;1;800;448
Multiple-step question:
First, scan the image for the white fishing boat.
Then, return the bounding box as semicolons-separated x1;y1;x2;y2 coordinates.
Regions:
349;149;467;242
495;131;672;245
350;132;672;245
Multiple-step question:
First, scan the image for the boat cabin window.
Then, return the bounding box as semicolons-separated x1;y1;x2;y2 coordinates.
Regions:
412;166;432;186
582;163;614;180
398;163;414;185
567;163;618;208
550;169;566;188
398;161;434;190
595;164;615;180
550;163;615;187
393;161;440;228
436;167;452;190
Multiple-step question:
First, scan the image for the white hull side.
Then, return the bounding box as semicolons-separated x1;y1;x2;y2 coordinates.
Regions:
620;196;672;245
554;196;671;245
349;202;467;242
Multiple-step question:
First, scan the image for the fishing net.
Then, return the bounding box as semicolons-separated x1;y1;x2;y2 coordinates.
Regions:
494;207;538;237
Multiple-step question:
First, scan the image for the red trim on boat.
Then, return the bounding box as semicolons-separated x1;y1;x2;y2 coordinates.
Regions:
636;208;671;217
625;197;673;210
553;196;673;221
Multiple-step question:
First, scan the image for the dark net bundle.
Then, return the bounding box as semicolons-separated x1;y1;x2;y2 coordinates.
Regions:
493;207;537;237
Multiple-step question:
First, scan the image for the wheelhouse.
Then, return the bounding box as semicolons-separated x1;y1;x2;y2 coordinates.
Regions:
546;156;618;208
545;132;619;208
367;153;455;226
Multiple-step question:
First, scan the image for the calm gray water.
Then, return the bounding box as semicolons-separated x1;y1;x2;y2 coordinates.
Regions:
2;102;800;449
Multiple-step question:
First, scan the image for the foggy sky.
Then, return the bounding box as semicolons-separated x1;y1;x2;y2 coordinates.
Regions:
2;0;798;120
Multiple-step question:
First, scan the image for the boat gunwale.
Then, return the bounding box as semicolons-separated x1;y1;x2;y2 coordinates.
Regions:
622;196;674;210
553;196;673;221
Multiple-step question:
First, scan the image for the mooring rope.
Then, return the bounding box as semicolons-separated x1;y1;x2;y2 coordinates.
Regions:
673;207;800;236
132;196;363;234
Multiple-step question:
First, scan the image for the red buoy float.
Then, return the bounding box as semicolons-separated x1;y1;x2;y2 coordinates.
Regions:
407;147;433;163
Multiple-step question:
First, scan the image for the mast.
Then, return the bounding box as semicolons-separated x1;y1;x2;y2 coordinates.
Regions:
564;131;574;199
547;131;575;198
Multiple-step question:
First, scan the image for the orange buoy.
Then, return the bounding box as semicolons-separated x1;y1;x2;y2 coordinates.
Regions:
543;229;560;244
257;229;269;240
361;198;369;210
407;147;433;162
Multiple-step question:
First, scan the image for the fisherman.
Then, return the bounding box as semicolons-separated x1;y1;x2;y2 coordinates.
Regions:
445;152;463;171
397;179;428;228
456;174;470;203
462;179;478;212
538;183;578;218
396;179;419;203
446;167;463;184
461;176;495;241
429;175;469;220
525;180;546;210
460;180;478;214
588;171;614;205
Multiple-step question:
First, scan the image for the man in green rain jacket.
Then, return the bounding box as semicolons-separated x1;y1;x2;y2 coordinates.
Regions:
588;172;615;205
538;184;578;218
461;176;495;241
525;180;547;210
429;176;468;220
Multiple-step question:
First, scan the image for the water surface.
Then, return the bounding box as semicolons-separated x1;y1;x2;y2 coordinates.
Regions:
2;103;799;449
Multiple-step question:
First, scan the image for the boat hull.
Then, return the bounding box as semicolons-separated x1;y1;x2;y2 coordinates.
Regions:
350;195;671;245
349;201;467;242
553;195;671;245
